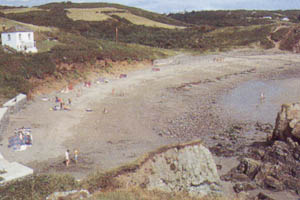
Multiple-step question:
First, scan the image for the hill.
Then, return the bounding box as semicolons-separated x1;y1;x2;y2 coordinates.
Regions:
168;10;300;27
0;3;299;100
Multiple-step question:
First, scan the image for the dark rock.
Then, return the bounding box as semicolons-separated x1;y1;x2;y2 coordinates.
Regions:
233;183;244;193
231;173;251;182
233;182;257;193
255;122;273;133
237;158;262;179
255;192;275;200
264;176;284;191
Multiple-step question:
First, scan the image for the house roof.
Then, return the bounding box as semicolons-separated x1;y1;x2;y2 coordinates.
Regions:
3;26;33;33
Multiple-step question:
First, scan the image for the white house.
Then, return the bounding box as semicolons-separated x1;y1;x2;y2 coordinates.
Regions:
281;17;290;22
1;26;38;53
262;16;272;20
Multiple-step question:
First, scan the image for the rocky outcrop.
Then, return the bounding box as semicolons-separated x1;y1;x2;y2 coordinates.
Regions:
46;190;90;200
120;141;222;198
272;102;300;145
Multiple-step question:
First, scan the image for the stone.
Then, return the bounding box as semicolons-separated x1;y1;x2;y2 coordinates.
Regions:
272;102;300;144
230;173;250;182
233;182;257;193
46;190;90;200
252;149;265;159
237;158;262;179
255;192;275;200
136;143;222;198
264;176;284;191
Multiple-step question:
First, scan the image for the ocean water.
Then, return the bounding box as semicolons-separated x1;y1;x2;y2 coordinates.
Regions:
221;78;300;124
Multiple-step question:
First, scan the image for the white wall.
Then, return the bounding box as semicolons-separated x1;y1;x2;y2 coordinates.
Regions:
1;32;37;53
1;32;18;50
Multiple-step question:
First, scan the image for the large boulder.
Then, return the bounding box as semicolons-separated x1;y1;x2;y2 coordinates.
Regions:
272;102;300;144
146;144;222;197
121;142;222;198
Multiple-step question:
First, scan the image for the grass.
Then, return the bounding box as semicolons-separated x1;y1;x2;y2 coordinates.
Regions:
66;8;113;21
199;24;275;51
65;7;184;29
0;17;56;32
36;38;61;52
271;27;290;42
0;7;45;14
112;12;185;29
0;174;79;200
89;188;209;200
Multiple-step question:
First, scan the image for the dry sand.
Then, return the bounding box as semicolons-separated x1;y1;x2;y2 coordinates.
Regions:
1;48;300;185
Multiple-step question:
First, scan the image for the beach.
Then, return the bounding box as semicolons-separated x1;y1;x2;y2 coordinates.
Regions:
1;48;300;183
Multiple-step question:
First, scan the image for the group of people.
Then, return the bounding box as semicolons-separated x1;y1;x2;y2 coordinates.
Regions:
8;127;33;151
52;96;72;111
65;149;79;167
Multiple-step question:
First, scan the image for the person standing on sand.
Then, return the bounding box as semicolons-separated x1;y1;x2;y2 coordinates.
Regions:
74;149;78;164
65;149;70;167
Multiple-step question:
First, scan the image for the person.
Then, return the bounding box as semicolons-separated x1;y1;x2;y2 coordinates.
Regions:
74;149;78;164
68;98;72;105
65;149;70;167
260;92;265;102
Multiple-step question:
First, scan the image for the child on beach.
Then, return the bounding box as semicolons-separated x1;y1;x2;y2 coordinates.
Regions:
74;149;78;164
65;149;70;167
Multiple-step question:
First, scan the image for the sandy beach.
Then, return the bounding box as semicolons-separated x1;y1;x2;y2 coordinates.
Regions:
1;48;300;184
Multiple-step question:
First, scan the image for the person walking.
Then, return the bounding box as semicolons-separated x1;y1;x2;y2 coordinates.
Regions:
65;149;70;167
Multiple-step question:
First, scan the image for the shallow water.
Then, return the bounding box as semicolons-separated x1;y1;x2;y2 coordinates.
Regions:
221;78;300;124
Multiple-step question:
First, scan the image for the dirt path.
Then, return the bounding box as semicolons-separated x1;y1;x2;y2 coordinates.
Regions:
1;48;300;181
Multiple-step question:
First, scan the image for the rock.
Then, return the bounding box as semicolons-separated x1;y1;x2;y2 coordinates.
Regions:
252;149;265;159
136;143;222;198
255;192;275;200
254;163;275;187
264;176;284;191
272;102;300;144
237;191;250;200
255;122;273;133
287;137;298;148
233;182;257;193
237;158;262;179
46;190;90;200
233;183;244;193
230;173;250;182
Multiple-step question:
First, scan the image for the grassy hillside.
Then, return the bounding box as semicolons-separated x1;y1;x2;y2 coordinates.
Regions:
168;10;300;27
0;3;297;99
0;29;172;99
37;2;186;27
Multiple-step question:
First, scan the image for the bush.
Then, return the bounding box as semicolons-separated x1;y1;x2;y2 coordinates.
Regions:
0;174;78;200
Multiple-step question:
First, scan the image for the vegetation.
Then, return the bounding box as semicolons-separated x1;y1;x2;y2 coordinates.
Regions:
0;174;78;200
279;26;300;51
0;3;282;99
0;141;220;200
90;189;214;200
0;29;170;98
271;27;290;42
168;10;300;27
37;2;186;27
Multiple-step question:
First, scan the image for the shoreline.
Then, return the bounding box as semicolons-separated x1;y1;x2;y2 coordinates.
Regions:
0;48;300;181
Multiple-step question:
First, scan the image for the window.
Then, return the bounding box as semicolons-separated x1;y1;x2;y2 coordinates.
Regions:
7;34;11;41
19;33;22;40
28;33;31;40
